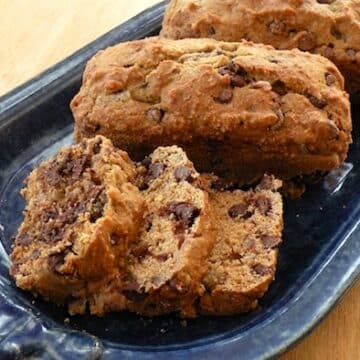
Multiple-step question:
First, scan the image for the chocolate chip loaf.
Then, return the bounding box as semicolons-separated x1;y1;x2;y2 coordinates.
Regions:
197;174;283;315
10;136;145;312
89;146;215;317
71;37;352;184
161;0;360;94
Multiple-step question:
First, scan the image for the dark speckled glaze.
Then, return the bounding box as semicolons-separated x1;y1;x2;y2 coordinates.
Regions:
0;2;359;359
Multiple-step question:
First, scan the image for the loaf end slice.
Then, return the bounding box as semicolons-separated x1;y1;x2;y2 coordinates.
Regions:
10;136;145;312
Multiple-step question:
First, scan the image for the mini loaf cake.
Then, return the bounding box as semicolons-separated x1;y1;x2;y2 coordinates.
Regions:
10;136;145;312
161;0;360;94
197;174;283;315
86;146;215;317
71;37;352;184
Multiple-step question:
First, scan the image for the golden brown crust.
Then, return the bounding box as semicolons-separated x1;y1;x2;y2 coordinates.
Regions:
161;0;360;94
71;37;352;183
10;136;145;309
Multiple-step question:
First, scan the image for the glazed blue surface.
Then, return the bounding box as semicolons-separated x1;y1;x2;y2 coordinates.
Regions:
0;2;359;359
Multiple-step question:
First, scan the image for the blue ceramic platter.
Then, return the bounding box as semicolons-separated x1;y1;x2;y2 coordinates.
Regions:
0;2;359;359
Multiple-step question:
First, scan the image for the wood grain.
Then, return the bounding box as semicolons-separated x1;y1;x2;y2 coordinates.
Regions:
0;1;359;359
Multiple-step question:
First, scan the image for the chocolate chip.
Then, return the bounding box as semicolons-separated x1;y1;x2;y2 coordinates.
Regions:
229;62;247;75
317;0;335;3
298;33;316;51
131;245;150;261
306;94;327;109
218;66;232;76
64;155;91;181
166;202;200;228
228;203;253;219
252;264;272;276
29;249;40;260
143;162;166;186
211;178;238;191
331;27;342;40
93;139;102;154
257;175;276;191
208;26;216;35
90;189;106;223
48;252;66;274
218;62;247;88
16;233;31;246
272;80;287;96
122;283;147;302
41;226;65;244
151;276;162;287
41;208;58;223
256;196;272;215
231;74;246;88
155;253;171;262
146;107;164;122
323;43;334;58
346;48;357;61
261;235;282;249
174;166;194;183
243;237;255;251
169;278;187;294
325;73;336;86
214;88;233;103
268;21;286;35
141;156;152;169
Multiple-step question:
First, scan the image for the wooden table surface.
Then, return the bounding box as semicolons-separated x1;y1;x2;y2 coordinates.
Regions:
1;1;359;358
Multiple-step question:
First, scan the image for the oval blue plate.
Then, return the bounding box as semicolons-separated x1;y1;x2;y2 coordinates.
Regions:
0;2;359;359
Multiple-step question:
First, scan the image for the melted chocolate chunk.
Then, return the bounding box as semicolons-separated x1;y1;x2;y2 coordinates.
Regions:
63;154;91;181
122;283;147;302
261;235;282;249
306;94;328;109
228;203;253;219
166;202;200;229
143;162;166;186
155;253;171;262
174;166;194;183
317;0;335;4
90;189;107;223
325;73;336;86
272;80;287;96
131;245;150;262
256;196;272;216
48;252;67;274
252;264;272;276
346;48;357;61
257;175;276;191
